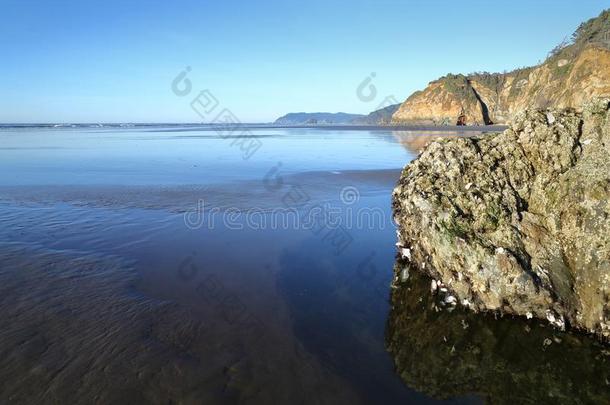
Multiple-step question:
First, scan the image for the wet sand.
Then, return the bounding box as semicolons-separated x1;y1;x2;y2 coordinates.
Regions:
0;167;424;404
0;243;360;404
0;169;401;212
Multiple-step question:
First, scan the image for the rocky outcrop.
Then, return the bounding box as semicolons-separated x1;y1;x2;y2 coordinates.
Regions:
392;10;610;125
392;99;610;341
392;74;493;126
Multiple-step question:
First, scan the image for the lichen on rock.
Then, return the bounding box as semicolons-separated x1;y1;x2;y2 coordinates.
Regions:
392;99;610;341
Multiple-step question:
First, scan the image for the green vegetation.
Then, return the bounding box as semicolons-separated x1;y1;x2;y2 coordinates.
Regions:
440;74;478;105
440;216;471;240
484;202;504;230
548;9;610;61
572;9;610;49
551;62;573;79
469;72;505;92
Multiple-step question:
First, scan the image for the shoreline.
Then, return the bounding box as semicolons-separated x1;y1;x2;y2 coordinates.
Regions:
0;123;508;132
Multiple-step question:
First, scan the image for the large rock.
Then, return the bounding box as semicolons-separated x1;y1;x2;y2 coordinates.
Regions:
392;99;610;341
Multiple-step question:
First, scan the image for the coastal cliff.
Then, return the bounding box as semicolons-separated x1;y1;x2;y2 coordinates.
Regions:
392;99;610;340
392;10;610;126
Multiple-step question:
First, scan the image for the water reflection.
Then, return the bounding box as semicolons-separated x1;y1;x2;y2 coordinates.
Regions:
391;130;498;154
386;259;610;404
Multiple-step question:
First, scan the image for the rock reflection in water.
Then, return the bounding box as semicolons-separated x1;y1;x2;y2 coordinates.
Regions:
391;130;497;155
386;259;610;405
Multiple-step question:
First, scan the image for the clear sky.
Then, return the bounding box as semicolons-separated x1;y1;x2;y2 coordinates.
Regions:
1;0;608;123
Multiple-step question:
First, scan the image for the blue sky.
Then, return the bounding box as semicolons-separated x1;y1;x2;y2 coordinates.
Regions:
1;0;608;123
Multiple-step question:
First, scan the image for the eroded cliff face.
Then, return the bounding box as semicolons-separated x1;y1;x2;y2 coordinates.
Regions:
390;76;486;126
392;10;610;126
392;47;610;126
392;99;610;341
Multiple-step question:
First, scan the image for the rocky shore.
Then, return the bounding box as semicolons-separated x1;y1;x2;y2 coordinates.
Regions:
392;99;610;341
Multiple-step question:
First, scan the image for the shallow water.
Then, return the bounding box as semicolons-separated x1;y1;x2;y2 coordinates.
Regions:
0;125;606;404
